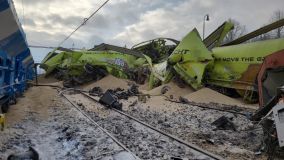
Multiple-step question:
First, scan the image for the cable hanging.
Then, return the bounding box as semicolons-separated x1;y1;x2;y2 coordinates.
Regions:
57;0;110;47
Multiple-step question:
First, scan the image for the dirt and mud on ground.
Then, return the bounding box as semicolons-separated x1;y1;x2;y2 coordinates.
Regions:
0;75;267;159
0;86;136;160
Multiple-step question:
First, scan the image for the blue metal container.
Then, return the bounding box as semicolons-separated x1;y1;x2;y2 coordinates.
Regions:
0;0;34;112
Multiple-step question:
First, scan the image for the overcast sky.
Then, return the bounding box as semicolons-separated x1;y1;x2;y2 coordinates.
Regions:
13;0;284;52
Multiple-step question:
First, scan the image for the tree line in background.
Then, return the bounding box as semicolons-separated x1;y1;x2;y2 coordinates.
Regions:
223;10;284;44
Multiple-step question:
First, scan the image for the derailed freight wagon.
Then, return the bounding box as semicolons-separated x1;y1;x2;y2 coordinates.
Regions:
151;20;284;102
40;44;148;87
41;19;284;103
0;0;34;113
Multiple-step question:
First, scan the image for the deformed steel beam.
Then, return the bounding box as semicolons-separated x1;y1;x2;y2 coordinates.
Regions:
203;21;234;48
223;18;284;46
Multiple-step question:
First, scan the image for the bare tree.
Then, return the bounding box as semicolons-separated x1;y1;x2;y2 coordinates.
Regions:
223;19;246;43
270;10;284;38
259;32;271;40
250;10;284;42
250;25;272;42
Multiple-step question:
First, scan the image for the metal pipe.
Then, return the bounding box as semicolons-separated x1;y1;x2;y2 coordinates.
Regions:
203;14;210;40
166;99;249;116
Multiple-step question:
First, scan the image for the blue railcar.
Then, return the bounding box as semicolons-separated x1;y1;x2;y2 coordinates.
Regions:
0;0;34;112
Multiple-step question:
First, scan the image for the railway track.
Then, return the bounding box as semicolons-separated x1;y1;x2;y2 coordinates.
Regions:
61;93;140;160
62;91;224;160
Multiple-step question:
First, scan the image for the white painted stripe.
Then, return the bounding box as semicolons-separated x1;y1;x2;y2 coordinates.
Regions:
0;8;19;40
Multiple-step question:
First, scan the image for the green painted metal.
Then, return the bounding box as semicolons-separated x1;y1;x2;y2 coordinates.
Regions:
208;38;284;90
168;28;213;89
41;50;147;79
41;20;284;103
132;38;178;63
203;21;234;48
147;61;174;89
41;51;83;75
157;25;284;100
223;18;284;46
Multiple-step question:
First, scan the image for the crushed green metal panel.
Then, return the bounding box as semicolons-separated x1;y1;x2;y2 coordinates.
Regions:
41;48;56;64
134;57;147;66
149;61;173;88
40;47;71;64
168;28;213;89
169;28;213;63
78;51;139;69
40;20;284;101
203;21;234;48
143;54;172;89
41;51;83;76
41;52;65;75
208;38;284;89
174;62;212;89
90;43;144;58
132;38;178;63
78;50;145;78
41;51;56;64
41;49;148;80
150;61;169;81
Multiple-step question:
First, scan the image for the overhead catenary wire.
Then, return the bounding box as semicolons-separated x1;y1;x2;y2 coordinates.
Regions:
57;0;110;47
28;45;81;50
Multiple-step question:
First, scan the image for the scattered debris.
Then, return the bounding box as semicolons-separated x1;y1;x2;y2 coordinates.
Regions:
205;139;215;145
256;86;284;159
63;64;108;88
99;90;122;110
128;100;138;107
127;84;139;95
144;82;195;99
98;84;140;110
89;86;103;96
107;85;139;100
71;93;213;160
170;156;186;160
101;151;137;160
126;100;263;159
5;2;284;159
138;95;148;103
8;147;39;160
211;116;236;131
161;86;171;94
0;86;124;159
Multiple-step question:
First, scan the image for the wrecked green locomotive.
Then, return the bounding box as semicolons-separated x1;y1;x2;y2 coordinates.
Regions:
40;19;284;102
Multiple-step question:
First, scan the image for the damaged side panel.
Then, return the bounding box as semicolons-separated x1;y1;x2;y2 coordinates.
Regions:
208;38;284;92
203;21;234;49
168;28;213;90
41;49;148;86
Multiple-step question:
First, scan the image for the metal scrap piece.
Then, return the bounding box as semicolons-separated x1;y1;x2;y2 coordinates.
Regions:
273;103;284;147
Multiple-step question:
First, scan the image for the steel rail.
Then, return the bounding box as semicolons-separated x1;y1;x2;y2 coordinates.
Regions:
165;99;248;116
80;92;225;160
61;93;140;160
